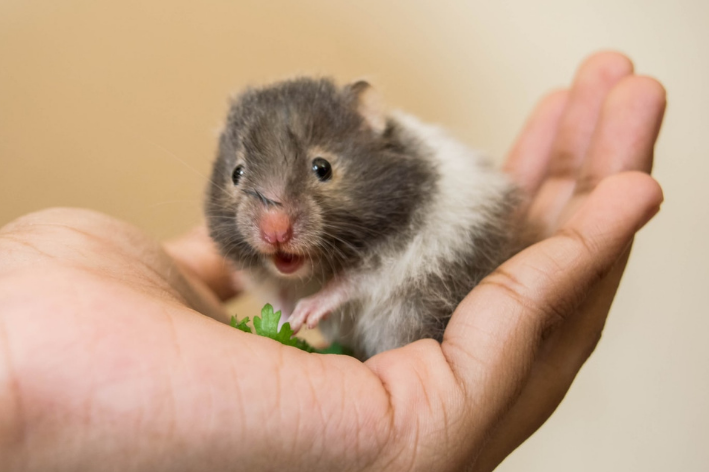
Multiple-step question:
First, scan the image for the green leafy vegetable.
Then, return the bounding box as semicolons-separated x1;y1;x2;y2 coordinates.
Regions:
229;316;252;334
232;303;352;356
253;303;315;352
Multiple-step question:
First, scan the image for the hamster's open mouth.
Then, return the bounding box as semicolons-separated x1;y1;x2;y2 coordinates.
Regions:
272;251;305;275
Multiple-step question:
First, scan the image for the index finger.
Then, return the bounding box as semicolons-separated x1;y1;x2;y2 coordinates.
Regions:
441;171;662;427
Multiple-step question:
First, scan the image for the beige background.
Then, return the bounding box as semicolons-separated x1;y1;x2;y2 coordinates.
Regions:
1;1;707;470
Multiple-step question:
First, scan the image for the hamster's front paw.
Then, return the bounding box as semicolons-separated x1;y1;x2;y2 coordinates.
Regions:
288;296;333;334
287;278;351;334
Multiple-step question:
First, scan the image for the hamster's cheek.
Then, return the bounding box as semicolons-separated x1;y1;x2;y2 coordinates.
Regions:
235;202;262;249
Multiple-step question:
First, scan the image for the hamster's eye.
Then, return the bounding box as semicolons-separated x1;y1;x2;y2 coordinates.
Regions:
311;158;332;182
232;165;245;185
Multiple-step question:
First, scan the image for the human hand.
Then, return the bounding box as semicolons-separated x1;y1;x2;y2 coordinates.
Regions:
0;51;665;471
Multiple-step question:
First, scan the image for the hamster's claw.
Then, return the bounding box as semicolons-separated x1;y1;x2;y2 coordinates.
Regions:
288;278;349;335
288;297;332;335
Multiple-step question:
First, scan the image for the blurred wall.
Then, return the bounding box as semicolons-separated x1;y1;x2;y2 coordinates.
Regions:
1;1;707;470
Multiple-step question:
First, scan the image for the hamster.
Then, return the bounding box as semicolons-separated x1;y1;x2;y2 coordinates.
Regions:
206;78;518;360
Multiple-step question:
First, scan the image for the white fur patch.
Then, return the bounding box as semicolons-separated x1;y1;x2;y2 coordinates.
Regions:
361;112;508;289
350;111;512;354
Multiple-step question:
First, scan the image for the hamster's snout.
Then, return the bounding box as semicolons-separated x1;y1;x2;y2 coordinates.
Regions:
238;188;323;277
255;208;309;276
259;209;293;246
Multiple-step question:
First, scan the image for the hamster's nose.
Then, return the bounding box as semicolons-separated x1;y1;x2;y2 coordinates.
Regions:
259;210;292;245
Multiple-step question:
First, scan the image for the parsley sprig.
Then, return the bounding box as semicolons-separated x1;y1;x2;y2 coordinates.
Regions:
230;304;352;356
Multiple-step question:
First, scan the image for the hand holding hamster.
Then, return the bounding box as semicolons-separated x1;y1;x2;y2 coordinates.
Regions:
207;78;518;358
0;52;665;471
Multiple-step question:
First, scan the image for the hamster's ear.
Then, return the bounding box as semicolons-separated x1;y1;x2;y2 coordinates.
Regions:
347;80;386;134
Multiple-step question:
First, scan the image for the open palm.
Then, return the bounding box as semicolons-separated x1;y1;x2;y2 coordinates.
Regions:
0;52;665;472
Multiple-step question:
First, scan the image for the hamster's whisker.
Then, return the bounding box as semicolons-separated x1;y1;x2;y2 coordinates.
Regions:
319;231;361;257
145;138;235;200
321;220;388;239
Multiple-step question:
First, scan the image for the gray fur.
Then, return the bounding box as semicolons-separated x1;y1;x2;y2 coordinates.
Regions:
206;78;518;360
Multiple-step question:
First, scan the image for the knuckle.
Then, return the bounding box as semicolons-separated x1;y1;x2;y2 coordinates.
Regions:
548;149;581;178
541;298;574;336
555;226;598;260
574;173;604;196
555;226;609;285
482;229;607;340
481;267;536;312
482;267;571;333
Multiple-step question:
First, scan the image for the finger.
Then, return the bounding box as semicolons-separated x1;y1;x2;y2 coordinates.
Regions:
504;89;568;197
164;226;244;301
472;248;631;472
472;79;666;467
573;75;667;198
527;52;634;230
442;171;663;429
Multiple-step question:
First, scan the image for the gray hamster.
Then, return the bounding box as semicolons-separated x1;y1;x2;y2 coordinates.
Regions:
206;78;517;360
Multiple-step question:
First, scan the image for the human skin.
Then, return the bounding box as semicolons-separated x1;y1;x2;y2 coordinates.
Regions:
0;51;665;471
